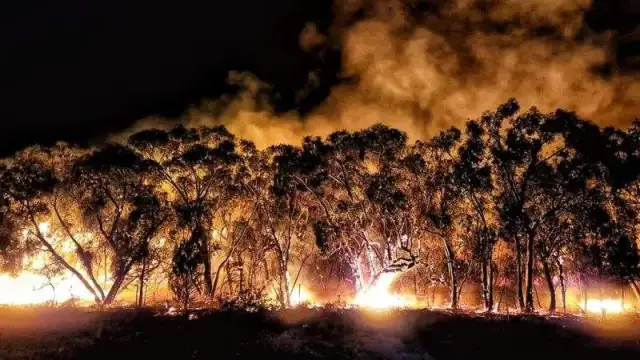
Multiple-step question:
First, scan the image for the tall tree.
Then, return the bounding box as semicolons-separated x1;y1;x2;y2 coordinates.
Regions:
480;100;608;312
405;129;467;309
1;149;106;304
0;163;24;274
303;125;420;296
129;125;240;296
450;123;499;311
209;140;268;301
600;121;640;301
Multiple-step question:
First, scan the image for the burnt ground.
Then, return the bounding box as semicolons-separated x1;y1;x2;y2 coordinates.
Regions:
1;307;639;360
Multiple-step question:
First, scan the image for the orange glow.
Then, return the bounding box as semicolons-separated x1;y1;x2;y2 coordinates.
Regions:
352;272;413;310
290;285;314;307
581;299;629;315
0;272;95;305
0;222;99;305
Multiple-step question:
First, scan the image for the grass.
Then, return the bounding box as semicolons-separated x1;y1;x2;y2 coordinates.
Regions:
1;306;639;359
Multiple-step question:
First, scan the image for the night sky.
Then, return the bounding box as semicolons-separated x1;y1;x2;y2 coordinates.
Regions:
1;0;638;156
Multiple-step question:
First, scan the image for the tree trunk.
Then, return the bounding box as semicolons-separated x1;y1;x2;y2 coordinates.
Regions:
225;260;234;296
238;265;244;295
104;261;135;305
211;240;242;298
53;203;106;301
558;261;566;313
630;280;640;305
514;237;525;311
497;283;507;312
524;234;535;313
481;257;493;311
193;223;213;296
279;265;290;308
29;215;104;305
443;238;458;309
104;274;126;305
450;267;458;310
542;260;556;313
182;280;191;311
489;261;494;310
211;258;227;299
202;245;213;296
137;259;146;308
352;258;364;292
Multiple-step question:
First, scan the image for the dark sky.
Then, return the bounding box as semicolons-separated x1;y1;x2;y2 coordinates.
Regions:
0;0;638;156
0;0;338;156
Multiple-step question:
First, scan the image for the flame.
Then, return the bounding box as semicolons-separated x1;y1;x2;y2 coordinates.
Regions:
581;299;628;315
352;272;413;310
0;222;98;305
0;272;95;305
290;285;314;307
38;222;50;235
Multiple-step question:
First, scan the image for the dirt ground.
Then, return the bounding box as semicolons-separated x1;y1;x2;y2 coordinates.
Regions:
1;307;639;360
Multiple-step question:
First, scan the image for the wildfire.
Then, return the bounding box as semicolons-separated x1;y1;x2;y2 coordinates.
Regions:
0;272;95;305
352;272;413;310
0;222;97;306
581;299;629;315
290;285;314;307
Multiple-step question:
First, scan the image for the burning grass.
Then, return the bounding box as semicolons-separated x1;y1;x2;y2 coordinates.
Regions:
1;306;639;360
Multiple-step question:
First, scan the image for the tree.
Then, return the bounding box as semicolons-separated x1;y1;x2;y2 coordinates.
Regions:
0;149;106;304
600;121;640;302
258;143;320;308
0;143;171;306
603;233;640;303
170;236;203;310
60;144;169;305
3;100;640;312
449;123;499;311
300;125;420;298
477;100;607;312
0;163;24;274
129;125;240;297
405;129;471;310
209;140;268;302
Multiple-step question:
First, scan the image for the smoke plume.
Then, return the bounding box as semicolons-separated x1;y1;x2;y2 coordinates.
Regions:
118;0;640;147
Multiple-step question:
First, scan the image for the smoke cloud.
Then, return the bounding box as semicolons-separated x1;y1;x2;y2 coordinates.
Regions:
117;0;640;147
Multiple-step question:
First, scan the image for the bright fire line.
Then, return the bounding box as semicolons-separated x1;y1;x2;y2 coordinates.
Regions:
581;299;628;315
352;272;413;309
0;272;95;305
0;222;97;305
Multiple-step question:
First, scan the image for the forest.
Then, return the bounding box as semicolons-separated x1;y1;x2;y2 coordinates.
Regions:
1;99;639;314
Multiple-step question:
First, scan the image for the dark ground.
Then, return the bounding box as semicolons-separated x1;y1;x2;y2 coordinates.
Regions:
1;307;639;360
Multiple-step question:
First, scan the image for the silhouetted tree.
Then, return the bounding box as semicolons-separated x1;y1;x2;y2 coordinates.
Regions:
1;102;639;312
0;150;108;304
64;144;169;304
129;125;240;297
0;163;23;274
299;125;420;298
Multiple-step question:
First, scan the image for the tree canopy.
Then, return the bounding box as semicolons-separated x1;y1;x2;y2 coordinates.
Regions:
0;99;639;312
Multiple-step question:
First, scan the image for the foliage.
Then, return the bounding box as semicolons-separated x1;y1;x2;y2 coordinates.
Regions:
1;100;639;312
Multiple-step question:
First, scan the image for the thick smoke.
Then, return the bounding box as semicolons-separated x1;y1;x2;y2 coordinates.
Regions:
118;0;639;147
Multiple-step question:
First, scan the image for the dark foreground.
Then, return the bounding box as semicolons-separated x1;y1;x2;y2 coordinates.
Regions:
1;307;640;360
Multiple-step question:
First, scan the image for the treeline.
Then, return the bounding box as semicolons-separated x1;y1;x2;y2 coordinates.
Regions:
1;99;639;312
